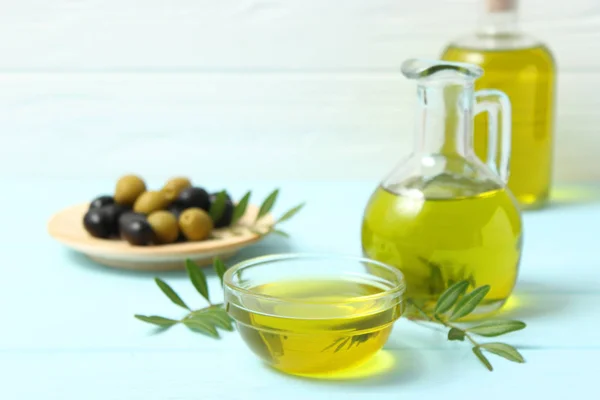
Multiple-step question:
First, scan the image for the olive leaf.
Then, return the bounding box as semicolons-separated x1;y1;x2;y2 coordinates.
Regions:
209;190;228;221
480;343;525;363
192;307;234;331
407;284;527;372
450;285;490;321
154;278;190;310
473;346;493;371
183;318;220;338
322;337;348;352
136;258;236;340
231;191;251;225
468;320;526;337
447;327;465;341
185;259;210;303
272;229;290;238
277;203;305;224
213;257;227;285
257;189;279;220
134;315;178;327
434;280;470;315
427;261;446;296
335;338;351;352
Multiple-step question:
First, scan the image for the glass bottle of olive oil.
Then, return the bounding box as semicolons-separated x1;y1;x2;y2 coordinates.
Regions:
441;0;556;210
361;59;523;318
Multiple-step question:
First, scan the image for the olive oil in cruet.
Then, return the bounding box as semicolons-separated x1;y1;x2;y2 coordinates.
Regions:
361;59;523;318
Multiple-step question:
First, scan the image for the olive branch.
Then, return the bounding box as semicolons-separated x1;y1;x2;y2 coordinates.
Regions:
209;188;305;238
134;258;234;338
407;280;526;371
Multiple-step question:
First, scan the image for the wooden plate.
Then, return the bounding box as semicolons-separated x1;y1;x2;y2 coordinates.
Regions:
47;203;274;271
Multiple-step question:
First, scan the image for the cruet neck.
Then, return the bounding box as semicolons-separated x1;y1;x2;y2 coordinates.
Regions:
477;0;519;35
402;59;478;158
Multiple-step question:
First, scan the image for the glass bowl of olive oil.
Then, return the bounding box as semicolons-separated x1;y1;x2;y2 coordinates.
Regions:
223;253;406;375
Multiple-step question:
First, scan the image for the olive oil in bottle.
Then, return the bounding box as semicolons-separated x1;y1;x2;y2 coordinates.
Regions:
441;0;556;210
227;279;402;374
362;178;522;315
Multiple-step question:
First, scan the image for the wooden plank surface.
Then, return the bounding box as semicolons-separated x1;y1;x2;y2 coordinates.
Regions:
0;71;597;181
0;0;598;180
0;0;597;71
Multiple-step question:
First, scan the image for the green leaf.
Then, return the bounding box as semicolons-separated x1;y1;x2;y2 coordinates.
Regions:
182;318;219;338
468;320;527;337
185;259;210;303
209;190;227;221
434;280;470;315
231;191;251;225
472;346;493;371
406;299;433;321
213;257;227;285
272;229;290;238
481;342;525;363
277;202;305;224
447;327;465;341
335;338;351;353
257;189;279;220
199;308;234;331
155;278;190;310
134;315;178;327
450;285;490;321
426;260;446;296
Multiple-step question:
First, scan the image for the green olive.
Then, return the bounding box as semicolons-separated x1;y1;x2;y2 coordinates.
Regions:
147;211;179;244
161;177;192;202
133;191;169;214
114;175;146;205
179;208;213;241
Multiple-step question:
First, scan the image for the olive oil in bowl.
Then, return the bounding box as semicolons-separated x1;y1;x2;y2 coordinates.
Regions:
223;255;405;375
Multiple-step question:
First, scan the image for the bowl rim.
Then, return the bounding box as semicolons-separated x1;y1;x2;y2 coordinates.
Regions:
223;252;406;305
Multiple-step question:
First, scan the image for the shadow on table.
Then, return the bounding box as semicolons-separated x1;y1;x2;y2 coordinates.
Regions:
528;185;600;212
496;280;573;321
267;346;451;388
65;233;294;279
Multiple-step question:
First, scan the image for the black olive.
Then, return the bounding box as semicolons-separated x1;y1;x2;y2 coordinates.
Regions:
89;195;114;210
175;231;187;243
101;203;130;237
121;218;155;246
118;211;146;235
213;200;234;228
167;204;185;219
83;208;113;238
174;187;210;211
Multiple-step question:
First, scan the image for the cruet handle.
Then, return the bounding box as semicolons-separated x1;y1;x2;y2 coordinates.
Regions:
474;90;512;183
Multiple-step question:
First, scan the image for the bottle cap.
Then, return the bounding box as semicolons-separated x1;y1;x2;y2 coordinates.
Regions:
486;0;517;12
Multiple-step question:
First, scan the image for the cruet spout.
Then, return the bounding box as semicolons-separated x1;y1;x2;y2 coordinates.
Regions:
401;58;483;81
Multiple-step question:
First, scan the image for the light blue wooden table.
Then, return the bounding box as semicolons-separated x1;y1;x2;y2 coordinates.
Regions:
2;179;598;399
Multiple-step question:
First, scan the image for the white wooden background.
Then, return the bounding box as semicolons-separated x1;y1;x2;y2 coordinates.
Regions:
0;0;598;181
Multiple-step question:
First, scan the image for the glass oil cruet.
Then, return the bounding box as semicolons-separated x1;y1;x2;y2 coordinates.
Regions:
361;58;523;318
